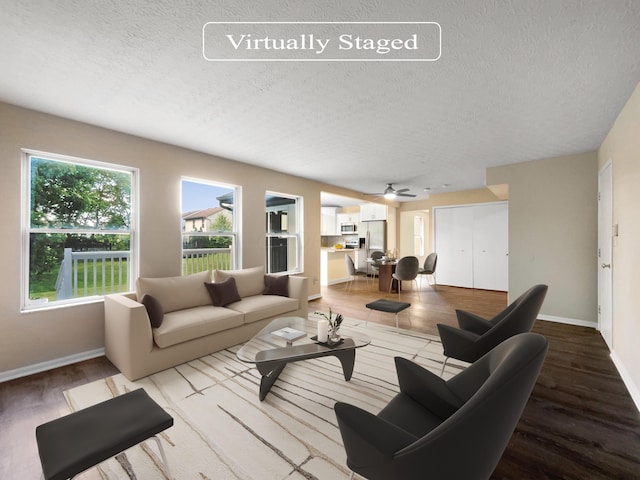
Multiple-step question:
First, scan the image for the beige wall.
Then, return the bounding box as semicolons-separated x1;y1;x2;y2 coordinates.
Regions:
486;152;598;323
399;210;428;258
598;81;640;402
0;102;365;376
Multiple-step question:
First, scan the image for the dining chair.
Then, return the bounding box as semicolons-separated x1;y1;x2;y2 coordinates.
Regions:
369;250;384;278
390;256;420;299
418;252;438;290
345;254;369;292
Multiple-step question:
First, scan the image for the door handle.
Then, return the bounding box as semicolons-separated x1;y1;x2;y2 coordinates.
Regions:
601;263;611;269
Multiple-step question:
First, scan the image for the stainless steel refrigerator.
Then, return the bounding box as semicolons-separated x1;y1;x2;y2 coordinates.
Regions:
359;220;387;257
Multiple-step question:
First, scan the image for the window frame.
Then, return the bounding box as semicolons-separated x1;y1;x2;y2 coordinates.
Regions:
414;215;425;257
265;190;303;275
181;178;241;274
21;149;138;311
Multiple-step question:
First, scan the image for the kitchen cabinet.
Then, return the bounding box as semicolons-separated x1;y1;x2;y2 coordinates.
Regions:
360;203;387;221
434;202;508;291
321;207;337;235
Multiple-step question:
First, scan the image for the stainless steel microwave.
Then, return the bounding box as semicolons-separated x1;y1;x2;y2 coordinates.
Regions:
341;223;358;234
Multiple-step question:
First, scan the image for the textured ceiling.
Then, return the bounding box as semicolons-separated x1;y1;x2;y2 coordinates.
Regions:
1;0;640;202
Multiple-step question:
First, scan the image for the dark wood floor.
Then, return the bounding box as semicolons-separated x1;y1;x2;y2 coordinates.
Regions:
2;279;639;479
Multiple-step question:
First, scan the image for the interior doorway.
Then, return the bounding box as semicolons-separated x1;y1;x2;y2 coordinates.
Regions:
399;210;430;259
598;160;613;350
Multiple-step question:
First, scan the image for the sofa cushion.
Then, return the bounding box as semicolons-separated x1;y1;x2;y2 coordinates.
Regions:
226;294;299;324
204;277;241;307
263;274;289;296
152;306;244;348
214;266;265;298
141;294;164;328
137;271;211;313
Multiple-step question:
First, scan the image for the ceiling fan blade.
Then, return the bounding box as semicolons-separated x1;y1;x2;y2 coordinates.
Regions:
365;183;415;198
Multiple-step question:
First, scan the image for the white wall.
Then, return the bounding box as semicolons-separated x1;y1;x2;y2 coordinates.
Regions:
598;81;640;408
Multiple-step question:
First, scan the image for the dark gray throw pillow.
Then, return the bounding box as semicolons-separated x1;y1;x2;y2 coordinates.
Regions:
141;294;164;328
263;274;289;296
205;277;241;306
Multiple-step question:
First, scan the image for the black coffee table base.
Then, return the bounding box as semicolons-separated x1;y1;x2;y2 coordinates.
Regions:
255;341;356;401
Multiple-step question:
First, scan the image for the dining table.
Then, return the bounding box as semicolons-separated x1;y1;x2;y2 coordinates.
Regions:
375;261;400;293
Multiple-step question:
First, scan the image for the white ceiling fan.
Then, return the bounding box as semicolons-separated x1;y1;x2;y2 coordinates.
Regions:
364;183;416;200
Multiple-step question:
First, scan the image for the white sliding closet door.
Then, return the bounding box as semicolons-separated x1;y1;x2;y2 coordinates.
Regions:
433;206;474;288
434;202;508;291
472;203;509;291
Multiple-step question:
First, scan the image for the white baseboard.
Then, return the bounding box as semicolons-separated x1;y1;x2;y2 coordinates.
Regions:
0;347;105;383
308;293;322;301
328;277;350;286
610;351;640;412
538;314;597;329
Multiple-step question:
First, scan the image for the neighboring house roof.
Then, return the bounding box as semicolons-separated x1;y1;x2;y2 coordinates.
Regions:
217;192;294;210
182;207;225;221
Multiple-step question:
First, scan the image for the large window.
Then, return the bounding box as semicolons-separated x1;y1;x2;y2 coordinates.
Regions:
23;151;136;310
266;192;302;274
181;179;239;274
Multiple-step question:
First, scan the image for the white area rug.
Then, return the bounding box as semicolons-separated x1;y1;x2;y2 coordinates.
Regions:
65;319;467;479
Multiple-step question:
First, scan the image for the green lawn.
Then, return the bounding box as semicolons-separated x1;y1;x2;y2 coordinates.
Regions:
181;253;231;275
30;258;130;302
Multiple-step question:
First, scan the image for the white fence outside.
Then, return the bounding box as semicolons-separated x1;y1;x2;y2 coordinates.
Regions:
55;247;232;299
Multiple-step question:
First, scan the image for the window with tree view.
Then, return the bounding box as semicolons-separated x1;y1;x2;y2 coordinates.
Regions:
181;179;238;275
24;152;136;309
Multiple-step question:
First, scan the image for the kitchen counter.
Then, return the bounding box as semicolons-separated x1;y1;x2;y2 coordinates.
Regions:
320;248;365;286
321;247;361;253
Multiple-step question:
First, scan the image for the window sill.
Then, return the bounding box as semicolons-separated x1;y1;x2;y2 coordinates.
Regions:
21;296;105;314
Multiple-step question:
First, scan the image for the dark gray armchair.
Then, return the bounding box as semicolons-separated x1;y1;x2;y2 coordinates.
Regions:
334;333;548;480
437;284;548;373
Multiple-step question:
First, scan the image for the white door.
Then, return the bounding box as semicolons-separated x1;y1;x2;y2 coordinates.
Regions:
434;206;474;288
435;203;508;290
598;161;613;350
473;203;509;291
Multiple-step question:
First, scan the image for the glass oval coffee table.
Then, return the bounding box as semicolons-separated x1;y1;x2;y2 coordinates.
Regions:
236;316;371;401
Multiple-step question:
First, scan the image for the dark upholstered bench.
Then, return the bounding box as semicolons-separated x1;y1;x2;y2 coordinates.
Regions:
365;298;411;329
36;388;173;480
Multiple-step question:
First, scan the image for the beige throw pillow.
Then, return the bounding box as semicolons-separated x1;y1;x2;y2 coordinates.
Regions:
137;270;212;313
214;266;265;298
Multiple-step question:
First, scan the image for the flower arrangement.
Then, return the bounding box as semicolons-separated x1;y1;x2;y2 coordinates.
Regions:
314;308;343;340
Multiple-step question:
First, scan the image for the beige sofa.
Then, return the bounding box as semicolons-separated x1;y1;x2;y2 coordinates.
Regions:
104;266;308;380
